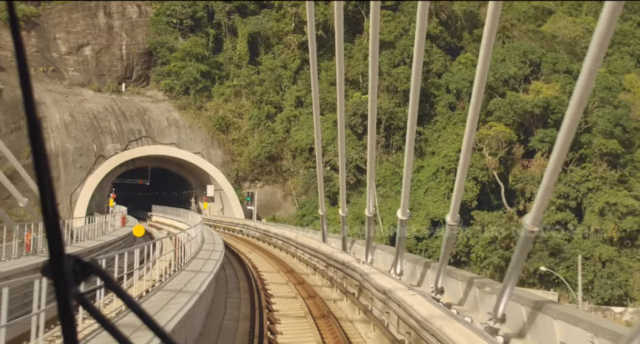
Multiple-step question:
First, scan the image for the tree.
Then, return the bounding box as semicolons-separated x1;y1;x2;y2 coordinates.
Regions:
475;122;518;213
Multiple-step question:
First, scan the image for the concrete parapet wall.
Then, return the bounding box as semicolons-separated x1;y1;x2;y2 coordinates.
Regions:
87;214;225;344
208;217;633;344
208;217;493;344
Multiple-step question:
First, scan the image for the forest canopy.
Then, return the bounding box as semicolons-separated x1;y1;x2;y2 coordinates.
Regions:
148;1;640;309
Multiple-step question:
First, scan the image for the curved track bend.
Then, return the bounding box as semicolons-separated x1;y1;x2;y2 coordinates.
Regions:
222;232;378;344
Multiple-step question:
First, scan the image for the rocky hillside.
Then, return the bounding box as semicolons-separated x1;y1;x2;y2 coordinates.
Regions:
0;2;228;220
1;1;152;89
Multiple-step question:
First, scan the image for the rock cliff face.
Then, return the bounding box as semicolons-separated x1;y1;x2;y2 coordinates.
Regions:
0;3;226;220
0;80;228;220
8;1;152;88
0;2;295;222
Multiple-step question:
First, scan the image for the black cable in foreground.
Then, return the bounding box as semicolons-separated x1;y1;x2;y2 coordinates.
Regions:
6;2;79;343
7;3;178;343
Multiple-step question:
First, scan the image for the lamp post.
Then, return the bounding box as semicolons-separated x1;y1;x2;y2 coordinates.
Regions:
539;266;580;307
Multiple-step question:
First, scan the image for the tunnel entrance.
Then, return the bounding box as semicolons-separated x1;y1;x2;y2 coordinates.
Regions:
112;167;194;220
73;145;244;219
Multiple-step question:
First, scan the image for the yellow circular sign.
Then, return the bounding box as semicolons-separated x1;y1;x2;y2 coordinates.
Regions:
132;224;145;238
109;198;115;208
203;202;208;210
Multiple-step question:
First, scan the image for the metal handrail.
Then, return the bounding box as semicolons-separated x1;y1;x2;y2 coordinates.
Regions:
0;210;127;262
0;206;204;344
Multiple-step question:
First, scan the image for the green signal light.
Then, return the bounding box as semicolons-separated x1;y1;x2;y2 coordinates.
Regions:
246;197;251;201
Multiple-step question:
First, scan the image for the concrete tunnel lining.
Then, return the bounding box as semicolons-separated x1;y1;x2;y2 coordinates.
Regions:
72;145;243;219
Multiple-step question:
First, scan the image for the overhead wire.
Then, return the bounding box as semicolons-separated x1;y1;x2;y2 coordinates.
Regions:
6;2;79;342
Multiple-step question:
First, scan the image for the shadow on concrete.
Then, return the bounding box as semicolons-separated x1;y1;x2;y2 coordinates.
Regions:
348;238;358;253
414;259;434;287
452;276;484;307
510;299;554;341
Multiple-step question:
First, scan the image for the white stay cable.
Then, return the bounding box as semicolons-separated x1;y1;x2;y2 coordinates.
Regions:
389;1;430;278
491;1;624;326
433;1;502;296
334;1;348;252
364;1;381;264
305;1;328;243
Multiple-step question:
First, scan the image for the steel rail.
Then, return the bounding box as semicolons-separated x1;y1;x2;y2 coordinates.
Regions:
224;233;351;344
222;243;268;344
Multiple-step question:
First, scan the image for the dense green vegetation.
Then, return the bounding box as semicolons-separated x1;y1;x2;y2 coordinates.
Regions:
0;2;40;25
148;1;640;308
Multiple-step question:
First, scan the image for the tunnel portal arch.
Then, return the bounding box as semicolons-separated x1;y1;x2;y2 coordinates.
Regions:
73;145;243;219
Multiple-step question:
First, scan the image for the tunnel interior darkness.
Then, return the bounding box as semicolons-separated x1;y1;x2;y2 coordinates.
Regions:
111;167;194;219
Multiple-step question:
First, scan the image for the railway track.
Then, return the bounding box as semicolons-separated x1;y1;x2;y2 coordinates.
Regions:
222;232;365;344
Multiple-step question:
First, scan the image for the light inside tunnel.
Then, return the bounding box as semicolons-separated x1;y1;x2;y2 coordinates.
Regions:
111;167;194;219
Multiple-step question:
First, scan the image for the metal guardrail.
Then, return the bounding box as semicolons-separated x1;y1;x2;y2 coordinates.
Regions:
210;216;633;344
0;206;203;344
0;210;127;262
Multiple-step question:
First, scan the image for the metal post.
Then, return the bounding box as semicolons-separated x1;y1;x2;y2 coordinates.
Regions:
96;267;102;307
21;224;25;256
38;223;43;253
0;287;8;343
38;278;47;344
389;1;430;277
30;223;34;254
114;253;119;284
334;1;349;253
134;248;139;296
305;1;328;243
434;1;502;295
123;251;129;289
364;1;381;265
72;221;77;244
152;241;157;284
491;1;624;324
30;279;40;342
0;209;15;261
252;190;258;222
100;258;106;308
578;254;583;310
78;282;85;326
143;244;148;292
179;237;183;269
12;226;17;259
